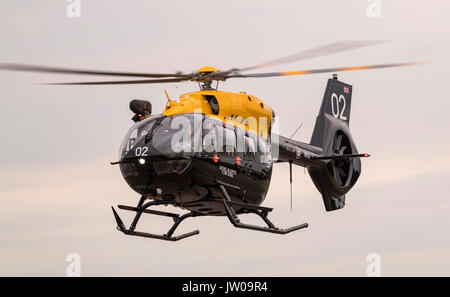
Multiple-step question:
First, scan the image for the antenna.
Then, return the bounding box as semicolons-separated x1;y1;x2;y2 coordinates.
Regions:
164;89;172;102
287;122;303;211
289;160;293;211
289;123;303;140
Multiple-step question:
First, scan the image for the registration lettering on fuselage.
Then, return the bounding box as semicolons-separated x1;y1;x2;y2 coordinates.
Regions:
219;165;236;178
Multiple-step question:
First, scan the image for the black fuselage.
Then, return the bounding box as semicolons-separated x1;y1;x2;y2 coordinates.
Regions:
118;114;273;215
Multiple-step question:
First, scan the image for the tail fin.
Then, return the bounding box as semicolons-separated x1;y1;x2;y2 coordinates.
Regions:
310;77;352;148
308;77;361;211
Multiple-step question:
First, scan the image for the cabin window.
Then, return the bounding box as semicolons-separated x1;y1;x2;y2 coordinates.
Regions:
258;138;272;163
202;119;218;155
223;127;236;156
202;117;248;158
202;118;236;156
202;134;216;155
245;136;256;157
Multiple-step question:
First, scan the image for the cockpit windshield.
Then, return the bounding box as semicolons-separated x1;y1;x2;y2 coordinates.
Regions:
119;114;203;159
119;113;272;162
119;115;160;159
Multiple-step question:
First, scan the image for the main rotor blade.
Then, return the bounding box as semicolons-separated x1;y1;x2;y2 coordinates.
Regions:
43;77;190;85
228;62;425;78
0;63;191;78
235;40;387;72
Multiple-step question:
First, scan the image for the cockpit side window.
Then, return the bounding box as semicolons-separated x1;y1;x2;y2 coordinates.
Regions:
151;114;204;155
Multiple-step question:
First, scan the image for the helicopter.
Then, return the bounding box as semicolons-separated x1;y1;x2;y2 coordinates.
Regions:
0;41;422;241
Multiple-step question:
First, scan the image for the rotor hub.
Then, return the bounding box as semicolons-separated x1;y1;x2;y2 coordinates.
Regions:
196;66;220;74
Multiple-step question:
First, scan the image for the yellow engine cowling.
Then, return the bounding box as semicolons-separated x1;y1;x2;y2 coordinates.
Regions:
163;90;274;137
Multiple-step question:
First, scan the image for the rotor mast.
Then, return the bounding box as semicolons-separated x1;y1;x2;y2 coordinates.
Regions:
193;66;221;90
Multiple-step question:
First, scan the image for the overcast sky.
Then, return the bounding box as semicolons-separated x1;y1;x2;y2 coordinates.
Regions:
0;0;449;276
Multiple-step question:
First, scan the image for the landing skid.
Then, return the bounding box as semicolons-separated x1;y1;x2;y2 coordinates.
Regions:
111;197;200;241
112;187;308;241
219;185;309;234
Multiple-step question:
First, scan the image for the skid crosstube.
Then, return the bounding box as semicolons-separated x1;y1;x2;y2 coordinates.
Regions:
219;185;309;234
111;197;200;242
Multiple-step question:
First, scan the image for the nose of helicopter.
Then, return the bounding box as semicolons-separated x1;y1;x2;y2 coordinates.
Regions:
116;114;201;195
118;131;193;194
118;126;194;194
119;154;193;196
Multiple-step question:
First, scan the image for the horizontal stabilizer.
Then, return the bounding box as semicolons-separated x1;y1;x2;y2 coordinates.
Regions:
311;153;370;160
